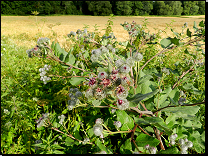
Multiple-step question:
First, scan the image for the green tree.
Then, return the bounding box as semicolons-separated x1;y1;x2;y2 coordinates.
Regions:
115;1;133;15
87;1;112;16
61;1;78;15
1;1;14;15
153;1;173;15
141;1;153;15
132;1;143;15
182;1;199;15
197;1;205;15
165;1;183;15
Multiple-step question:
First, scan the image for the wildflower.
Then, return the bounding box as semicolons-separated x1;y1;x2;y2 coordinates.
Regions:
170;140;175;145
111;108;116;114
133;53;143;62
93;123;103;136
178;98;186;105
186;141;193;148
149;147;157;154
85;89;94;99
178;138;185;145
95;118;103;124
170;133;178;141
100;78;112;88
116;85;129;99
90;54;98;62
121;76;131;87
58;115;65;125
113;121;122;128
184;22;188;27
91;49;101;57
4;109;10;115
75;91;82;97
115;59;125;68
100;46;109;54
144;144;150;150
162;67;170;75
94;87;106;100
126;57;135;67
88;77;97;88
120;64;130;73
117;99;129;110
98;71;108;80
36;113;49;128
82;137;90;145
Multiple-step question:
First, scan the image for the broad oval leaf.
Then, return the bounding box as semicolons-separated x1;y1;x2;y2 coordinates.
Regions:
160;38;172;48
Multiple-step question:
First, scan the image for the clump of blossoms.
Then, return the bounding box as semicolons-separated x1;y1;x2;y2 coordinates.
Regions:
67;88;82;110
84;43;144;110
93;118;104;138
58;114;65;125
26;37;50;58
144;144;157;154
39;64;51;84
36;113;49;128
120;21;156;40
169;133;178;145
178;138;193;154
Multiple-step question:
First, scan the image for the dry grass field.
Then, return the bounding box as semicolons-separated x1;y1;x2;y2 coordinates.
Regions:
1;15;205;48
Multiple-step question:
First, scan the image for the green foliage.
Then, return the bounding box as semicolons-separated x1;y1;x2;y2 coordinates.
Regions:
1;1;205;16
1;17;205;154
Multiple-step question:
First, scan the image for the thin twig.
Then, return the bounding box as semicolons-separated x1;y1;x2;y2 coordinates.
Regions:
172;58;204;89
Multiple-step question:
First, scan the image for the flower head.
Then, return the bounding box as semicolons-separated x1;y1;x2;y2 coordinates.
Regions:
117;98;129;110
93;123;103;136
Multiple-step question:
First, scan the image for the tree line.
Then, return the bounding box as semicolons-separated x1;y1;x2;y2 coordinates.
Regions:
1;1;205;16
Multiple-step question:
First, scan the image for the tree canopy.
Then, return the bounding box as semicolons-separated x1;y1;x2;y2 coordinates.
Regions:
1;1;205;16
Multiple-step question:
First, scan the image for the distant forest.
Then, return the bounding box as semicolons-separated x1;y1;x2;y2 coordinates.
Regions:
1;1;205;16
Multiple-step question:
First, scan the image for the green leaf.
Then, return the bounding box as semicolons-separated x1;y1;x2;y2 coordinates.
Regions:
171;28;179;37
54;42;62;56
161;106;200;115
199;20;204;27
134;117;149;125
69;77;85;86
62;108;68;114
168;88;180;105
171;37;180;46
51;144;65;150
156;87;172;108
64;54;75;65
137;74;153;85
143;116;163;124
135;133;160;147
193;21;197;30
92;100;101;106
186;28;192;37
153;122;173;135
128;89;159;103
51;41;55;50
59;50;68;62
120;138;132;154
87;128;94;138
160;38;172;48
96;138;108;153
65;137;74;146
158;146;179;154
116;110;134;131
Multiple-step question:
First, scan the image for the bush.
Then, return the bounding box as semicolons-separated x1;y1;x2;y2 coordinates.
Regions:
1;16;205;154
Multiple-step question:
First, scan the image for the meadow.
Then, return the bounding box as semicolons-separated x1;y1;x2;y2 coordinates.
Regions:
1;15;205;47
1;15;205;154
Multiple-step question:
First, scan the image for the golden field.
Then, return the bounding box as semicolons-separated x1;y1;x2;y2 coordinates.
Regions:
1;15;205;48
